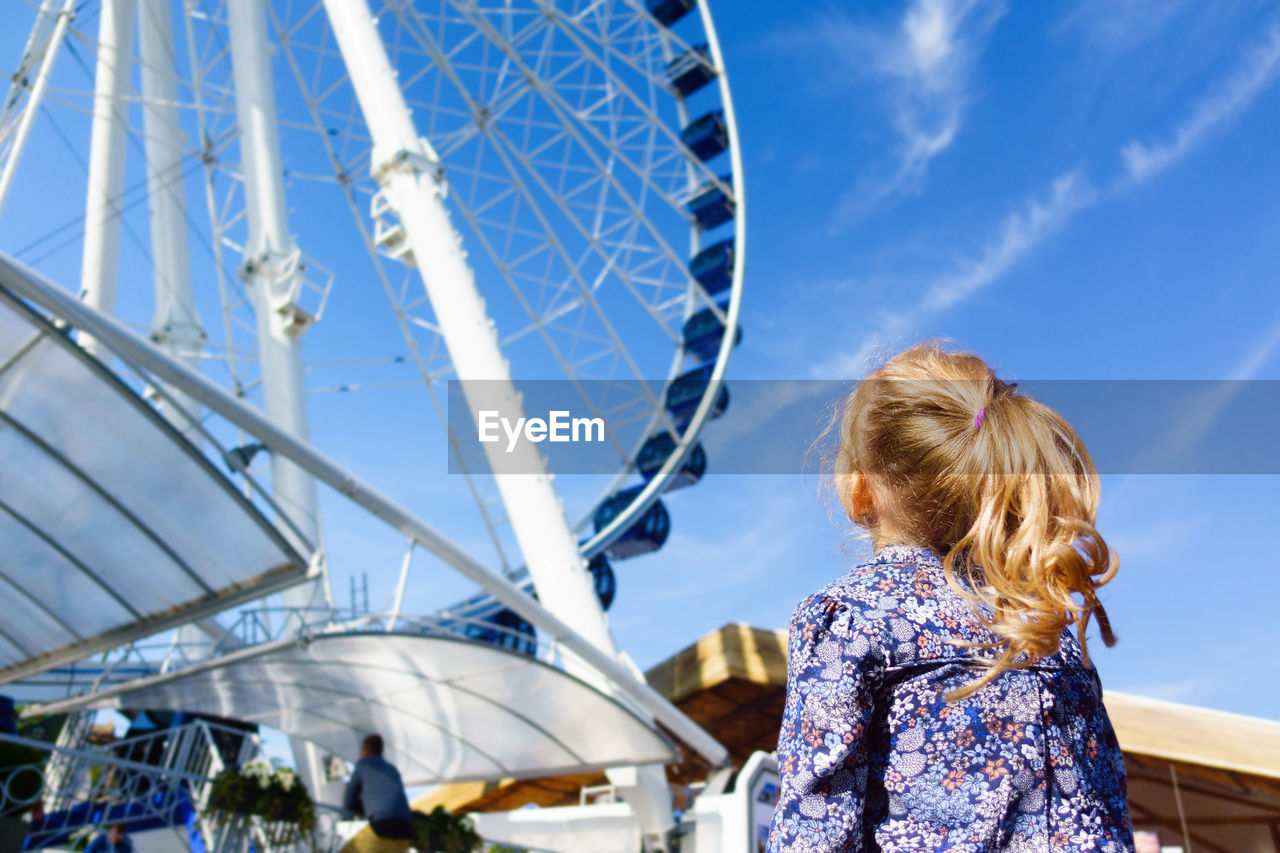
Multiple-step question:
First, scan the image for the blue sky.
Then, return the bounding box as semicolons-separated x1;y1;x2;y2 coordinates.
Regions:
613;0;1280;719
674;0;1280;719
4;0;1280;731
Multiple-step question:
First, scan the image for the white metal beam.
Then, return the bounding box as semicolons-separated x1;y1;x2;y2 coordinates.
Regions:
263;6;520;577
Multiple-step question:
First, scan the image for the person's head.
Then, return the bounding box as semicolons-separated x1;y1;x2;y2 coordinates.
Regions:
106;824;127;842
829;342;1118;697
360;733;384;759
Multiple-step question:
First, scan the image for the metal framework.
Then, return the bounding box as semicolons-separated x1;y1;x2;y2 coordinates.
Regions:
0;0;76;210
252;0;746;566
322;0;619;671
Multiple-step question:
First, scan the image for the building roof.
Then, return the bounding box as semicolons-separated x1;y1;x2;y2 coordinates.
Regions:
1104;691;1280;783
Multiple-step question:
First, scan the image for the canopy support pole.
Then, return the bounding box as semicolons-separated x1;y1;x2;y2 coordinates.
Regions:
1170;763;1194;853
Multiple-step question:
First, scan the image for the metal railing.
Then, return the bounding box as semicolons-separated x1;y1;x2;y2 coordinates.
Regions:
2;710;475;853
22;602;560;701
0;716;295;850
220;606;550;655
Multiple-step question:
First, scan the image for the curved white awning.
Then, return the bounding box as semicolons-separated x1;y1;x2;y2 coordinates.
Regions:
48;631;678;785
0;286;310;684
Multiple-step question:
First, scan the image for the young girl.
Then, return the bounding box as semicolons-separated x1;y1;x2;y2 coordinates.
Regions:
769;343;1134;852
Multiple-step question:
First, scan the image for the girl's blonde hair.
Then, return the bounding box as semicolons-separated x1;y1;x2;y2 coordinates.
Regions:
832;342;1117;698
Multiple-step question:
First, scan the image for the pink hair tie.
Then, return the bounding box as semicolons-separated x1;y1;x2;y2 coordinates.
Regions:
974;407;986;431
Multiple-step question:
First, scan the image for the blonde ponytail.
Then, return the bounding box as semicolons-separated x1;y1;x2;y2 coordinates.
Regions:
831;342;1118;698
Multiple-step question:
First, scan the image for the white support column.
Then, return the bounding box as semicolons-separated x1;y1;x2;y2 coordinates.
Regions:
138;0;231;657
225;0;322;574
137;0;204;430
320;5;674;842
321;0;616;663
78;0;134;360
226;0;330;802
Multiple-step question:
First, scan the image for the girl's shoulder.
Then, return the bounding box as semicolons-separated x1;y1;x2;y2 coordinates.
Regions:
797;544;942;613
792;544;1092;671
788;545;941;648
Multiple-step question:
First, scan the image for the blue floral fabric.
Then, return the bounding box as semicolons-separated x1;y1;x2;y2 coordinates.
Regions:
768;545;1134;853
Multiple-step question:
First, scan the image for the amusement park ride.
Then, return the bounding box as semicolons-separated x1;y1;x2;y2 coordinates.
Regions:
0;0;764;849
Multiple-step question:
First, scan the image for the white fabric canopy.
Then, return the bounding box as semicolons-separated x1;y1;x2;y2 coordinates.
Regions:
64;631;678;784
0;288;309;683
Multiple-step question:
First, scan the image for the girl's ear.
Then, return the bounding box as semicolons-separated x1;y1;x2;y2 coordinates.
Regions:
849;472;875;526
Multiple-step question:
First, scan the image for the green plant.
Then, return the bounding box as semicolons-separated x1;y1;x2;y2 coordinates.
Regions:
17;712;67;746
487;846;529;853
410;806;482;853
205;759;316;840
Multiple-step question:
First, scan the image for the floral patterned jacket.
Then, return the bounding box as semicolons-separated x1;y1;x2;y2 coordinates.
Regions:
768;545;1134;853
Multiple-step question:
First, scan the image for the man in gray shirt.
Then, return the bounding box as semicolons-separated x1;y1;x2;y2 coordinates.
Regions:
340;734;414;851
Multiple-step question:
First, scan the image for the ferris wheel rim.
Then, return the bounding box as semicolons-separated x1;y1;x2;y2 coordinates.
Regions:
577;0;745;560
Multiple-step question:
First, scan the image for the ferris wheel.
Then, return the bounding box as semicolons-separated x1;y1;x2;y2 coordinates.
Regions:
0;0;744;634
0;3;747;847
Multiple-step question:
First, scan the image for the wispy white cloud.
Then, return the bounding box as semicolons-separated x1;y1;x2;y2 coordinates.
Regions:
844;0;1007;227
772;1;1006;230
1056;0;1191;53
1104;511;1203;563
1228;313;1280;382
919;171;1096;312
1121;26;1280;182
810;312;912;381
1137;313;1280;469
1111;636;1280;705
607;485;812;622
814;26;1280;377
810;171;1095;378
